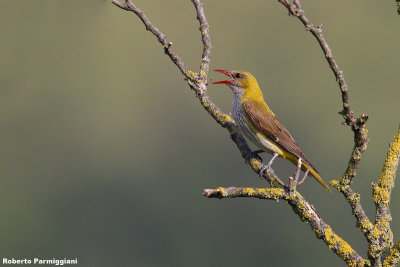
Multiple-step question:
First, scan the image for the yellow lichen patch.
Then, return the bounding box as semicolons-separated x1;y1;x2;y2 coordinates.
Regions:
372;219;388;239
383;241;400;266
347;192;361;206
339;173;351;186
250;160;263;171
369;243;382;258
369;217;393;257
199;62;207;78
383;229;394;245
186;70;199;80
358;219;373;234
361;260;371;267
353;148;362;161
262;188;284;200
213;111;234;126
373;186;390;204
289;195;313;221
217;187;228;197
378;129;400;190
243;188;255;196
369;226;381;243
267;188;284;197
330;179;340;188
323;227;358;264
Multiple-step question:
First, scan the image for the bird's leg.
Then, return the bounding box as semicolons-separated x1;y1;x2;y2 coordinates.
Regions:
267;152;279;166
245;149;264;162
258;153;278;176
293;158;302;185
289;158;302;192
298;166;311;186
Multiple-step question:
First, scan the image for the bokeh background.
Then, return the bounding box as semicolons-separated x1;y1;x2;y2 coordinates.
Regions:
1;0;399;266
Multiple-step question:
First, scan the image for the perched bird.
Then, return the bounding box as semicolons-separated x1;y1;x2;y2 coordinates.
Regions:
213;69;330;191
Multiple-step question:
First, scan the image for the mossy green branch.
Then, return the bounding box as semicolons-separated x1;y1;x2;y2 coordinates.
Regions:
204;187;370;266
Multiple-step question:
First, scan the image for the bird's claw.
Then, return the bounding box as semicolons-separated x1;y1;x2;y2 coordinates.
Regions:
258;164;271;177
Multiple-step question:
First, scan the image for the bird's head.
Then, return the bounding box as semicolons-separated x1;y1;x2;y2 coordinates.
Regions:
212;70;258;96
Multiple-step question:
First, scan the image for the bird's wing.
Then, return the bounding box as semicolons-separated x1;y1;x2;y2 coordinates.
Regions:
243;100;309;163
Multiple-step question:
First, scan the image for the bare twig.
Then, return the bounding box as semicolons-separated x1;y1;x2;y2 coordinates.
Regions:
278;0;369;182
277;0;373;244
204;187;370;266
278;0;369;183
192;0;211;81
112;0;190;79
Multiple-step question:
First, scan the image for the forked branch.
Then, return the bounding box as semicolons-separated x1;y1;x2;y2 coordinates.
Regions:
370;127;400;265
277;0;375;248
204;187;369;266
113;1;399;266
112;0;283;187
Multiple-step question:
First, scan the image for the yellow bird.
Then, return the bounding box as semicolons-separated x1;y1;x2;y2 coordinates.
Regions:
213;69;330;191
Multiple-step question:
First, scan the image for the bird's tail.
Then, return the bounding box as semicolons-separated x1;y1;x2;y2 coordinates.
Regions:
301;161;331;192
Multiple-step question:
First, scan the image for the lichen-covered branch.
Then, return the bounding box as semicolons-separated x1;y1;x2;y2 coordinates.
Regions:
383;240;400;267
204;187;370;266
369;127;400;264
277;0;373;244
113;1;398;266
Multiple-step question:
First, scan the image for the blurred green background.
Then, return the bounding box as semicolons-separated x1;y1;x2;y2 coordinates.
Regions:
1;0;399;266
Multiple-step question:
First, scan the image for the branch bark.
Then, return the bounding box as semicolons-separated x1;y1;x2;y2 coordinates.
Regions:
112;0;189;78
383;240;400;266
370;127;400;265
204;187;370;266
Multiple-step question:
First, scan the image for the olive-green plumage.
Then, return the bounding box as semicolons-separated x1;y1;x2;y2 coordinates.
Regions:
213;69;330;191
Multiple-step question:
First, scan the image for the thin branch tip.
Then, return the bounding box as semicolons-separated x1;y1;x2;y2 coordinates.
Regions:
203;189;221;198
112;0;130;11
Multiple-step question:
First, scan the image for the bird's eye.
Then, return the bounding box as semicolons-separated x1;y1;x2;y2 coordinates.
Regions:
234;73;243;79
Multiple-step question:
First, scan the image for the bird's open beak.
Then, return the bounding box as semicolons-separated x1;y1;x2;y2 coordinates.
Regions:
212;69;232;84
